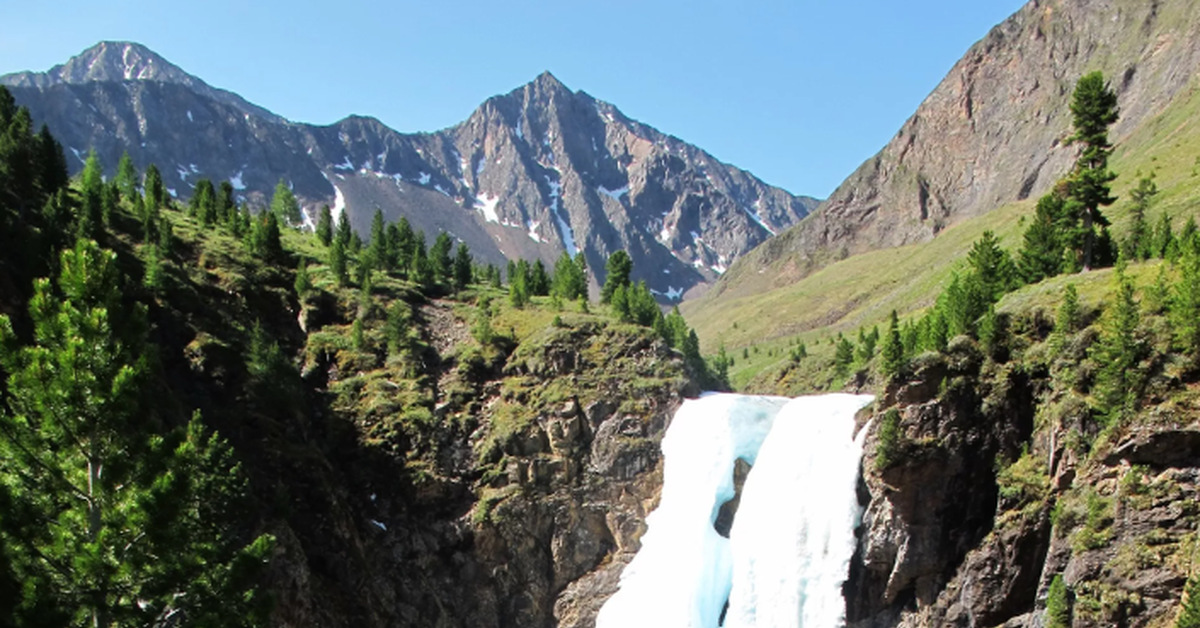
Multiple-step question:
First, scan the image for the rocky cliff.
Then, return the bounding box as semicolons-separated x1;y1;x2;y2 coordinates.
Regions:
707;0;1200;302
1;42;818;300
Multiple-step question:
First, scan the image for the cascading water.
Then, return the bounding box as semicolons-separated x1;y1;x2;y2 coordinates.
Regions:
595;393;874;628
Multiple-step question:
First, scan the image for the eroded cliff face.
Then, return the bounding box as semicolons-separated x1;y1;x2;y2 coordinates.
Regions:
712;0;1200;301
264;308;696;628
850;331;1200;628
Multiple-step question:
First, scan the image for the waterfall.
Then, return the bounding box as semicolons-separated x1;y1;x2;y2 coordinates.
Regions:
596;393;873;628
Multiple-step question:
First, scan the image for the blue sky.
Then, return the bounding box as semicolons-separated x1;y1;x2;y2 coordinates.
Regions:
0;0;1026;199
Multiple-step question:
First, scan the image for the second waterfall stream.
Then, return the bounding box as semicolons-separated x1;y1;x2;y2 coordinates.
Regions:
595;393;874;628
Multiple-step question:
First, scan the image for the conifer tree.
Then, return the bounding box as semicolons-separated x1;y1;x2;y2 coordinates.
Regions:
34;124;69;203
294;260;312;297
269;178;301;225
1019;190;1069;283
1045;574;1071;628
1091;264;1145;424
218;180;237;224
601;250;632;304
1055;283;1081;337
79;150;104;238
552;251;587;300
834;334;855;377
880;310;906;378
1153;212;1175;260
1123;175;1157;261
1176;571;1200;628
967;230;1019;300
330;237;349;287
510;259;530;308
1172;237;1200;365
316;205;334;247
530;259;551;296
335;209;353;249
386;302;412;359
430;232;454;287
144;163;165;211
1066;71;1119;270
454;243;473;291
114;151;138;202
0;240;271;627
368;209;389;271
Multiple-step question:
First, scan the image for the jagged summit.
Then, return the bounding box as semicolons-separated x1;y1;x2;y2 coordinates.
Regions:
1;41;282;122
4;41;194;88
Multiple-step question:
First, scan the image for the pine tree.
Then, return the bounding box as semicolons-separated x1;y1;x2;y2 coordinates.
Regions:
269;178;301;225
453;243;473;291
510;259;530;308
1153;212;1175;260
294;260;312;297
386;302;412;358
143;163;165;211
1019;191;1068;283
834;334;855;377
218;180;237;224
0;240;271;627
114;151;138;202
1172;238;1200;365
1066;71;1119;270
1045;574;1071;628
368;208;388;271
330;237;349;287
880;310;906;378
1123;175;1157;261
1054;283;1082;339
316;205;334;247
335;209;353;250
967;230;1019;300
552;251;587;300
601;250;632;304
1091;264;1145;424
79;150;104;239
430;232;454;288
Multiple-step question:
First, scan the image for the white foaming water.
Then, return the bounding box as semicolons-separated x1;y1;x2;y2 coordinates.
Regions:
596;393;873;628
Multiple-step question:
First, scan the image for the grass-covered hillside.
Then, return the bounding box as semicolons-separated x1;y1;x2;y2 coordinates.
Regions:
684;69;1200;393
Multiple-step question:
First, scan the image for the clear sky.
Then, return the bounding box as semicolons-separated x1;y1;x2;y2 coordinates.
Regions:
0;0;1027;199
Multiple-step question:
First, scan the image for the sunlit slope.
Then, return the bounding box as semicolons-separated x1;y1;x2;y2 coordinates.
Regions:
685;73;1200;388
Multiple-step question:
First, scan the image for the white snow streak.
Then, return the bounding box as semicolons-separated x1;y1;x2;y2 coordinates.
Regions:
474;193;501;223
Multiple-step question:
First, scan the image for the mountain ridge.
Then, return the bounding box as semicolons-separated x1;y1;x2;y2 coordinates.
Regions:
1;42;819;300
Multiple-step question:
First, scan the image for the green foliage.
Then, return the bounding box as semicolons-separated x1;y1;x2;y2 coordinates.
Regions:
368;208;388;271
269;178;301;225
601;250;632;304
386;301;412;358
875;408;901;470
552;251;587;301
834;334;854;377
1173;238;1200;365
1090;265;1146;424
529;259;551;296
1067;71;1119;270
1046;574;1072;628
1019;190;1070;283
430;232;454;288
612;281;661;327
79;150;105;238
509;259;530;308
880;310;905;378
294;259;312;297
316;205;334;246
1123;175;1158;260
968;230;1020;300
114;151;138;202
329;237;349;287
144;163;166;211
454;243;473;291
0;240;269;627
472;298;494;346
1177;572;1200;628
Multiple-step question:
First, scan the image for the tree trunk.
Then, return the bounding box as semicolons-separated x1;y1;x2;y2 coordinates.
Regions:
1082;208;1095;271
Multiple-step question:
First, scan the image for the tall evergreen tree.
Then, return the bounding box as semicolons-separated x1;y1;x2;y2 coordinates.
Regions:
453;243;473;291
217;180;237;224
330;237;349;287
143;163;165;211
269;178;301;225
1019;190;1069;283
834;334;855;377
529;259;551;296
1066;71;1119;270
430;232;454;287
552;251;587;301
1091;264;1145;424
967;230;1019;300
1122;175;1157;261
1172;237;1200;365
335;210;353;249
79;150;104;238
601;250;632;304
0;240;271;627
114;151;138;202
316;205;334;247
368;209;388;271
880;309;906;378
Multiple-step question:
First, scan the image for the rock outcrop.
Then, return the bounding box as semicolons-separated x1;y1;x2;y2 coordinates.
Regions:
708;0;1200;303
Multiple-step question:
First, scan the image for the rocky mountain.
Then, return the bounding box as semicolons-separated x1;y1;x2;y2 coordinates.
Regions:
702;0;1200;304
1;42;818;299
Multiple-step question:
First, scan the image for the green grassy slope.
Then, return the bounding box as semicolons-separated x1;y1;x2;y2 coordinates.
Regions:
684;74;1200;392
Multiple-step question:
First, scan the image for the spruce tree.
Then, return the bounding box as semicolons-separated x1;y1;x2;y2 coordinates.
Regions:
880;310;906;378
330;237;349;287
1045;574;1071;628
144;163;165;211
430;232;454;288
1172;237;1200;365
510;259;530;308
1019;190;1069;283
1153;212;1175;260
1066;71;1119;270
967;230;1019;300
601;250;632;304
218;180;237;224
316;205;334;246
335;209;353;250
530;259;551;296
834;334;855;377
269;178;301;225
0;240;271;627
1123;175;1157;261
114;151;138;202
453;243;473;291
1091;264;1145;424
1177;572;1200;628
368;209;388;271
294;260;312;297
79;150;104;239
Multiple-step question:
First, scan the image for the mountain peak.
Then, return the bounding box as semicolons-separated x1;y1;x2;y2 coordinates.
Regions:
48;41;194;85
533;70;566;90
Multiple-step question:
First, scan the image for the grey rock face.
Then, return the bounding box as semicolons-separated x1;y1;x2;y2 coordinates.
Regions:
712;0;1200;302
2;43;818;300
